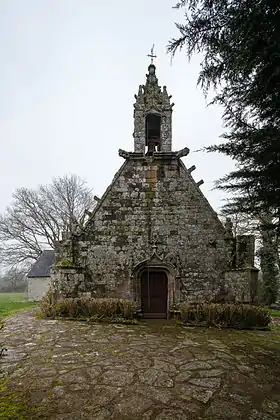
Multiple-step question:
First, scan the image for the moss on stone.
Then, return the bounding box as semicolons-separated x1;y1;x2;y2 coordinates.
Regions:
55;258;73;267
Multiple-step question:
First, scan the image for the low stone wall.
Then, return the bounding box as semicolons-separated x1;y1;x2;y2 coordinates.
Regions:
50;265;260;306
224;268;259;303
50;266;85;298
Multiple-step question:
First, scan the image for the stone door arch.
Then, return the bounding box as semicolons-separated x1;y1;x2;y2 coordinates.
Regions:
132;253;177;318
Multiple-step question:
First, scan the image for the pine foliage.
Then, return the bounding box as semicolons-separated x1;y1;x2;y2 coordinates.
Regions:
168;0;280;226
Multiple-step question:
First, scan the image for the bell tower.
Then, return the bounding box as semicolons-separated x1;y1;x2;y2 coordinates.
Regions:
133;48;174;154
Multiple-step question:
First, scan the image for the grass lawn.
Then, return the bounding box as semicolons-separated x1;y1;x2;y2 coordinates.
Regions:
0;293;36;319
269;309;280;317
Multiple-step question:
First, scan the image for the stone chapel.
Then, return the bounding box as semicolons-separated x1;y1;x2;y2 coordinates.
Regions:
51;62;258;318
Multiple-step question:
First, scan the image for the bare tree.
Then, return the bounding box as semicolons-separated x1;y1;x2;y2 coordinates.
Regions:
0;267;27;292
0;174;95;267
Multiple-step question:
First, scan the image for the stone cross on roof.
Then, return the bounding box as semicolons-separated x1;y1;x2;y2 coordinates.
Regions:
147;44;157;64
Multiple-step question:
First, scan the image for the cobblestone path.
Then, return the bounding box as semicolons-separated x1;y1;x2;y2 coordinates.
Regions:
1;310;280;419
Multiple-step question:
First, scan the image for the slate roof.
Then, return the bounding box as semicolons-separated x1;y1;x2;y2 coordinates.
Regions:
27;250;56;278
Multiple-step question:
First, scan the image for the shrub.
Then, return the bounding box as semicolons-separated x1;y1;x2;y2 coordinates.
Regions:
39;294;138;321
178;302;271;329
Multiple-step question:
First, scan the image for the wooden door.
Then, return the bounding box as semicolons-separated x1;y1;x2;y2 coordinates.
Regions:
141;270;168;318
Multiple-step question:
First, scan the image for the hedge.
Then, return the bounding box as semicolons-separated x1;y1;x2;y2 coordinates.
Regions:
40;295;138;321
178;302;271;329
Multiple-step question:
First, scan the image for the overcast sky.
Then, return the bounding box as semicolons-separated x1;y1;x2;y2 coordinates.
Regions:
1;0;235;214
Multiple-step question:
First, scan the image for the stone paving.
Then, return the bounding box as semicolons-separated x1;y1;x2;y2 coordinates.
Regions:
1;310;280;419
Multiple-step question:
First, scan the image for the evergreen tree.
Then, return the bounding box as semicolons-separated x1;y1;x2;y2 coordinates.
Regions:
168;0;280;228
259;215;280;304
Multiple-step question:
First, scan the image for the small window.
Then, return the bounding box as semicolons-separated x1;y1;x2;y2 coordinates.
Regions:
145;114;161;154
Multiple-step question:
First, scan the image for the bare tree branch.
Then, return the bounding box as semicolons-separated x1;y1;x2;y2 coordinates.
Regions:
0;174;95;268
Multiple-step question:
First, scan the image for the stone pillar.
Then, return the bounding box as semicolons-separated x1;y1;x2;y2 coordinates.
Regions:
133;110;145;153
224;267;259;303
50;265;85;298
160;112;172;152
236;235;255;268
224;217;236;269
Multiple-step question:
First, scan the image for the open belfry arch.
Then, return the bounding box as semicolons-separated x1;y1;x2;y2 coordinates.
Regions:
133;48;174;155
51;48;258;318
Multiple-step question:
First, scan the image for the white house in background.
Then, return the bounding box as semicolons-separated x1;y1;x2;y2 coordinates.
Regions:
27;250;55;301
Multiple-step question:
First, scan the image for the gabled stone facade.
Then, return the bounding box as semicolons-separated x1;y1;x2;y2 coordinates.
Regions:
51;63;258;316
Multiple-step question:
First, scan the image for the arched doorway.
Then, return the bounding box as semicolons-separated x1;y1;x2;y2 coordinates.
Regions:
140;269;168;318
132;253;178;319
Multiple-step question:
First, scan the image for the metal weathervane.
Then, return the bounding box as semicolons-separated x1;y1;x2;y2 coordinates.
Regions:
147;44;157;64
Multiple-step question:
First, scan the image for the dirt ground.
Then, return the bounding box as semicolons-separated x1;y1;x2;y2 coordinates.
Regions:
1;309;280;419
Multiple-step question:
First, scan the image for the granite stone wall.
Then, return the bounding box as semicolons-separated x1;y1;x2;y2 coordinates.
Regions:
224;269;259;303
50;154;259;308
54;155;231;305
50;266;85;298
